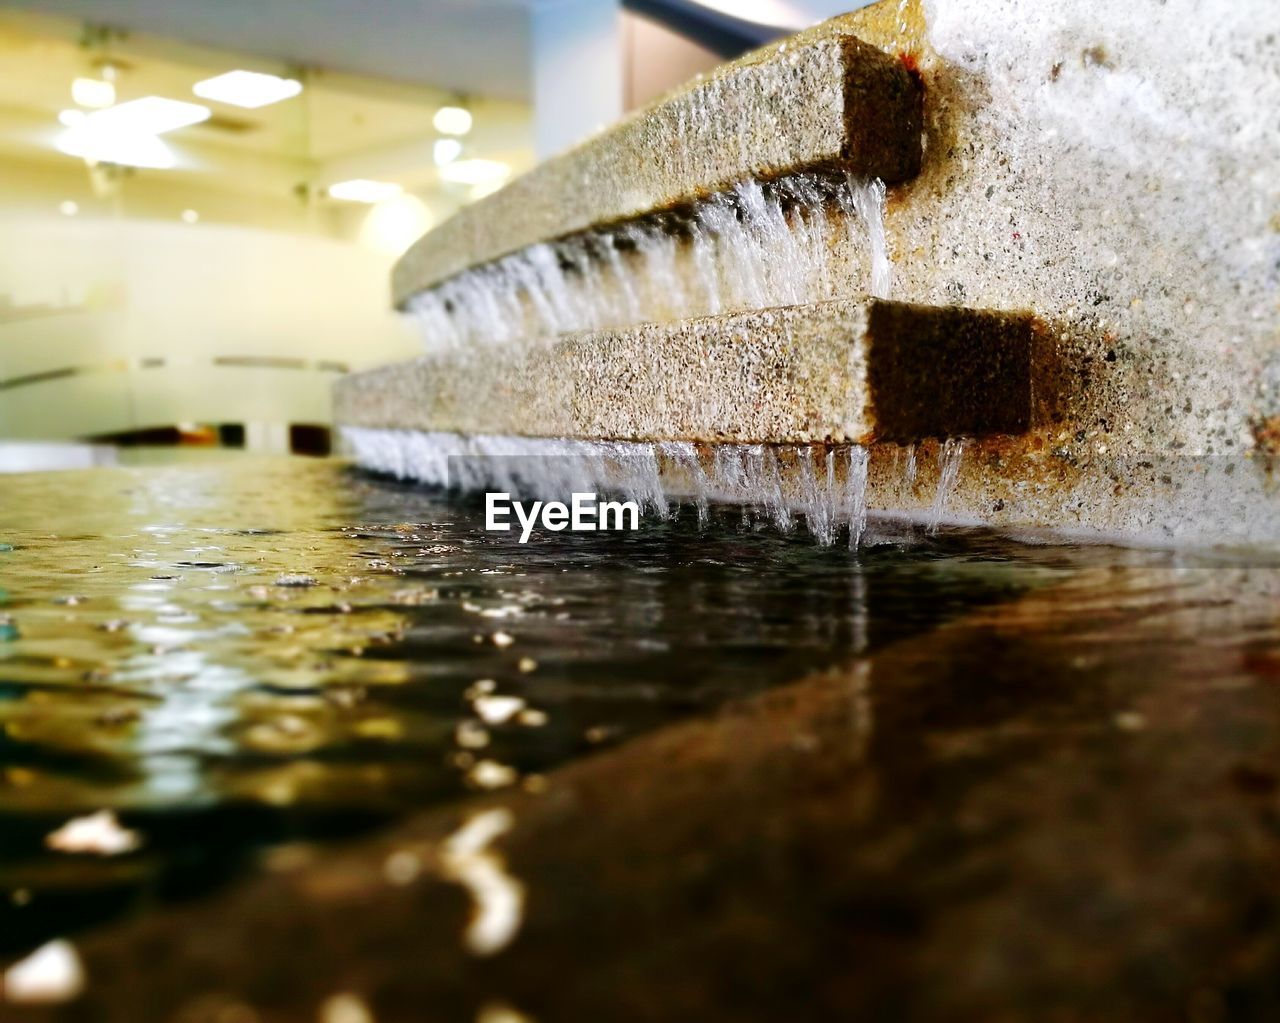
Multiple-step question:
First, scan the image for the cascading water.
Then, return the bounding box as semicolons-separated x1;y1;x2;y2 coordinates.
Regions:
379;169;971;546
928;439;967;532
406;173;892;355
343;428;962;548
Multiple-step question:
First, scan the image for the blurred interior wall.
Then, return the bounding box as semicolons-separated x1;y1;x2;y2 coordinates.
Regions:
531;2;862;155
0;210;418;441
532;0;624;159
622;10;720;111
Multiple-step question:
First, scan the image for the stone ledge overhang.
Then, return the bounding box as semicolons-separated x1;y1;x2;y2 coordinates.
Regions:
335;298;1034;445
391;34;923;308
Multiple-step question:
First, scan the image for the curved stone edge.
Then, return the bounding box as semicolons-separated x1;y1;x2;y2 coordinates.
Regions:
391;32;922;308
334;298;1033;445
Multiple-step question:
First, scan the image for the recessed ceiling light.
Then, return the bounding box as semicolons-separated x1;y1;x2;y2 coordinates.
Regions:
689;1;801;29
327;179;403;203
86;97;211;135
56;127;176;169
433;105;472;136
438;159;510;187
59;200;78;216
58;109;87;128
358;193;434;256
433;138;462;166
193;70;303;109
71;77;115;109
181;209;199;224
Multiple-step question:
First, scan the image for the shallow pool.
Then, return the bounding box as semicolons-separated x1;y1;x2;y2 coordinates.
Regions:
0;455;1247;962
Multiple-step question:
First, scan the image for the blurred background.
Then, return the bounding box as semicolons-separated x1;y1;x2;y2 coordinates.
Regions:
0;0;852;467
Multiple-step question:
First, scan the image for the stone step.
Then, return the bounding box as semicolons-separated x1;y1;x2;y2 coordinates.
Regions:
335;298;1035;445
391;34;923;307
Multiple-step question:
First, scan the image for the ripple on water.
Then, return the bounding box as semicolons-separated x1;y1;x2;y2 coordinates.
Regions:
0;455;1184;952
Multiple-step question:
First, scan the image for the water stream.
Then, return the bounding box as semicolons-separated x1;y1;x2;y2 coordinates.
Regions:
406;173;891;354
342;427;963;548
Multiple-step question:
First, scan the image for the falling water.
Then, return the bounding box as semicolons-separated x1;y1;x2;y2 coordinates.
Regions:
847;446;870;549
843;174;890;299
344;429;977;546
343;428;879;546
407;172;892;354
928;439;967;533
659;441;710;526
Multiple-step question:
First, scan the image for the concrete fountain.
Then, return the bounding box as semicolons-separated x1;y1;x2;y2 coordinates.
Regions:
336;0;1279;547
4;5;1280;1018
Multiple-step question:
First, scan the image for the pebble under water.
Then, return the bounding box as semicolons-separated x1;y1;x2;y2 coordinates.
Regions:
0;456;1207;954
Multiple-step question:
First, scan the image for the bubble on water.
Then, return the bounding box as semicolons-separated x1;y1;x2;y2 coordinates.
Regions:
274;574;317;588
321;992;375;1023
383;849;423;886
3;939;86;1004
473;695;526;726
457;720;491;749
467;760;519;790
45;810;141;856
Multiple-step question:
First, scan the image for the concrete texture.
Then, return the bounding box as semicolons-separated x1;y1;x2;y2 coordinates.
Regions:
842;0;1279;546
8;562;1280;1022
392;34;923;305
342;0;1280;549
335;298;1034;445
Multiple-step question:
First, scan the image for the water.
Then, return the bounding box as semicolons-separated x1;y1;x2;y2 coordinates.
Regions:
407;173;891;354
928;438;967;532
341;428;952;548
0;455;1119;955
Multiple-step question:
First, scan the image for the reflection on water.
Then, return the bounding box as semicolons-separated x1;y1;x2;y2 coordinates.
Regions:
0;456;1168;952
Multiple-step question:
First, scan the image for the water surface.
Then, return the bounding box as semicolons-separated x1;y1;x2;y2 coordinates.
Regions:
0;455;1177;953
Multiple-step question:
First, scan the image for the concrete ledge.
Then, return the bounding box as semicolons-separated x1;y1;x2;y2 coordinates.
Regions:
391;35;923;306
335;298;1034;445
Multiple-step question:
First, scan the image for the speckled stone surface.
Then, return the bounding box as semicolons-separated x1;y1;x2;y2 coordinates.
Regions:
842;0;1279;546
335;299;1032;444
345;0;1279;549
391;34;923;306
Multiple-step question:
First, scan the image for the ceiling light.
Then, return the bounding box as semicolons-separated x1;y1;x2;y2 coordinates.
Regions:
59;109;87;128
688;1;806;29
181;209;199;224
59;200;78;216
433;105;472;136
71;77;115;109
438;159;510;187
359;194;434;256
56;127;176;169
193;70;302;109
433;138;462;166
327;179;403;203
86;97;211;135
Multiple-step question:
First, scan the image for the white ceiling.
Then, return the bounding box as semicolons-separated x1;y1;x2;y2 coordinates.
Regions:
2;1;868;103
0;8;534;207
1;0;535;101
